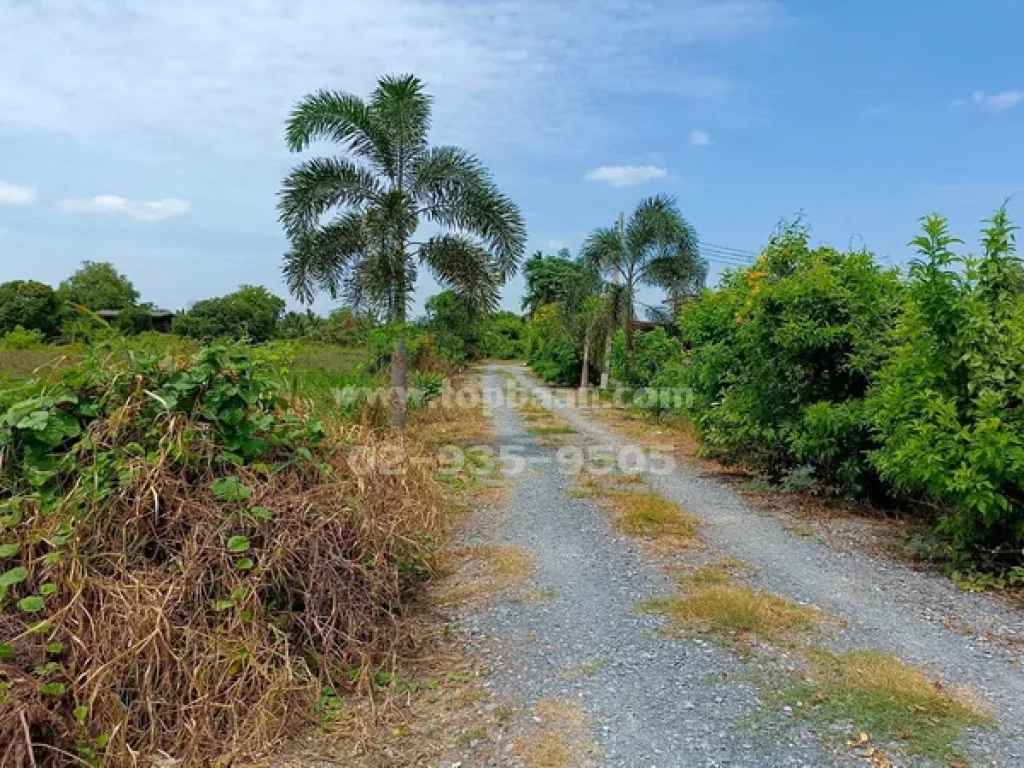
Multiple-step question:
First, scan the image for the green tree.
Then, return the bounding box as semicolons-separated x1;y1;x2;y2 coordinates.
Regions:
521;249;586;317
0;280;62;337
870;210;1024;563
58;261;139;311
581;196;704;370
424;290;482;364
173;285;285;342
277;74;526;426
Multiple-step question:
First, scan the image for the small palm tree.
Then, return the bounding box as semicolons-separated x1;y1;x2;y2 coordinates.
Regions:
278;74;526;426
581;196;703;375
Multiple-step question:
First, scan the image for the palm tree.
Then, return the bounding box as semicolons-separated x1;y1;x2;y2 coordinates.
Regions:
278;74;526;426
581;196;703;380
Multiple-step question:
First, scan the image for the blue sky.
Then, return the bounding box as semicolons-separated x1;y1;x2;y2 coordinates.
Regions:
1;0;1022;316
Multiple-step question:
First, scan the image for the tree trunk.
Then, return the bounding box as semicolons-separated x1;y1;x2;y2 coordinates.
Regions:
580;333;591;390
391;335;408;429
599;332;612;389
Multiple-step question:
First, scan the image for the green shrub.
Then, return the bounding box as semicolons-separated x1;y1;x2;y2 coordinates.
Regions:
869;210;1024;564
0;280;62;337
524;303;581;385
610;327;681;390
174;285;285;342
679;222;902;491
0;326;46;350
481;311;525;359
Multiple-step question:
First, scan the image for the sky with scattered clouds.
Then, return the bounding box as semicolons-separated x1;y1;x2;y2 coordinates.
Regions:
1;0;1022;315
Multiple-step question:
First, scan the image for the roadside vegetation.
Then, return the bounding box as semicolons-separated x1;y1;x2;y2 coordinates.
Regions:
517;207;1024;579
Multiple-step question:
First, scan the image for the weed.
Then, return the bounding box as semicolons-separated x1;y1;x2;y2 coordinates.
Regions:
777;649;992;761
640;572;821;641
611;491;702;540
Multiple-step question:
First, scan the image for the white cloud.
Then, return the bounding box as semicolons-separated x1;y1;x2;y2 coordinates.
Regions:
961;90;1024;112
0;182;37;206
689;129;712;146
585;165;668;188
0;1;780;156
58;195;191;222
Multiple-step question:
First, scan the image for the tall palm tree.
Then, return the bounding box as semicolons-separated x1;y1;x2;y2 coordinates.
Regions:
581;196;703;376
278;74;526;426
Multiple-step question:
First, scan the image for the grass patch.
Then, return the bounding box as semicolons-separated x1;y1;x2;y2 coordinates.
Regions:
512;698;601;767
778;649;993;761
526;424;577;436
438;544;534;605
610;490;701;540
640;569;821;641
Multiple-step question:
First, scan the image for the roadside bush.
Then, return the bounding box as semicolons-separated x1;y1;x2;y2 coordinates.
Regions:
869;210;1024;565
480;311;525;359
174;285;285;342
679;222;902;492
0;344;445;765
524;303;581;385
0;281;62;338
610;327;681;390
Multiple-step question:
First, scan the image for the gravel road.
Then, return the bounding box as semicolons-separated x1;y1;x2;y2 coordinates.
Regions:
452;364;1024;767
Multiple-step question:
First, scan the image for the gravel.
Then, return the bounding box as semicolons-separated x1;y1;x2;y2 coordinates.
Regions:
456;368;853;766
453;365;1024;766
468;364;1024;767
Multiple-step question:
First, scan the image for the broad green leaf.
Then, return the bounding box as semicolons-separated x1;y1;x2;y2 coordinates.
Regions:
18;595;45;613
0;543;19;557
41;682;65;696
234;557;254;570
0;566;28;586
227;535;250;553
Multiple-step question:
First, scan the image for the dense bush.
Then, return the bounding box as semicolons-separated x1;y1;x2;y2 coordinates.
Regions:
869;211;1024;564
57;261;139;311
0;281;62;337
679;222;902;492
609;327;681;390
480;311;525;359
524;303;582;385
0;326;46;351
0;344;445;765
174;285;286;342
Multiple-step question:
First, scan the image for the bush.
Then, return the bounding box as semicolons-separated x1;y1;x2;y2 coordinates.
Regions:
524;303;581;385
0;344;445;765
0;281;62;337
679;222;902;492
0;326;46;351
610;327;681;390
869;210;1024;564
174;285;285;342
480;311;525;359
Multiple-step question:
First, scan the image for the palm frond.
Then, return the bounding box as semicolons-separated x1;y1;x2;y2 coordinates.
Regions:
580;227;624;277
278;157;381;240
370;74;432;180
344;248;416;322
413;146;526;278
282;212;367;303
418;234;501;314
285;89;393;172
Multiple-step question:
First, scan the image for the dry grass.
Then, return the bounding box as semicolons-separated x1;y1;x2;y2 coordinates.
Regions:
436;544;534;606
779;649;993;761
611;490;702;540
640;566;822;641
512;699;601;767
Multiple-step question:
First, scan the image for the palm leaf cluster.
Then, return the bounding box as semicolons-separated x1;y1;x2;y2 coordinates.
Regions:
278;75;526;324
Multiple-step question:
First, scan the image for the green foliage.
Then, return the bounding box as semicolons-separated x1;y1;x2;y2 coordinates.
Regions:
521;249;590;316
610;327;680;390
58;260;139;311
869;210;1024;564
679;221;902;492
0;326;46;350
524;303;582;385
0;280;62;337
173;285;286;342
424;290;482;364
480;311;525;359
